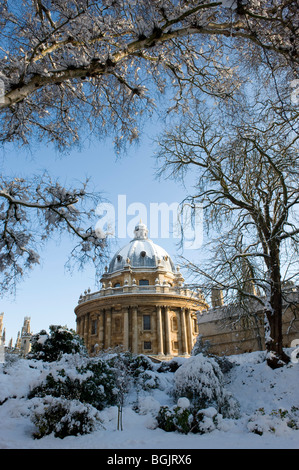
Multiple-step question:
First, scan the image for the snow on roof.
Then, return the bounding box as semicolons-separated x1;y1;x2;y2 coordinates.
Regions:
107;222;176;274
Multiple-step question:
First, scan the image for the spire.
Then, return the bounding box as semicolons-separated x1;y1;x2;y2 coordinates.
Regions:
15;331;21;349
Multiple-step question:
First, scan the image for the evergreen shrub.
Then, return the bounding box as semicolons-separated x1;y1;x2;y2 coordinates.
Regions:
31;397;101;439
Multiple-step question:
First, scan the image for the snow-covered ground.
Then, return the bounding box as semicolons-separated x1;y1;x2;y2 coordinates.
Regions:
0;350;298;449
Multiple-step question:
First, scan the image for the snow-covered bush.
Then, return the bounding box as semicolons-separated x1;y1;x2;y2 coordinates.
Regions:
127;354;154;375
137;396;161;416
156;399;224;435
192;335;234;374
29;325;87;362
157;357;186;373
78;358;118;408
107;352;160;392
173;354;239;418
29;357;118;410
191;334;211;356
213;355;234;374
157;404;191;434
31;397;101;439
194;407;221;434
220;390;240;419
174;354;224;409
135;369;160;391
130;355;160;390
28;352;162;414
108;352;154;377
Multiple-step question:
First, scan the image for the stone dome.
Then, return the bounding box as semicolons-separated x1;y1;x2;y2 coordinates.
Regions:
108;222;176;274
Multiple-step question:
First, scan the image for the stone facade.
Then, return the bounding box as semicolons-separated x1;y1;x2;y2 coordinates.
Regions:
75;222;208;358
197;287;299;356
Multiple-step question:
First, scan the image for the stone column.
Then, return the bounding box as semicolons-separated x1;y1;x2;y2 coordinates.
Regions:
132;306;138;354
104;308;112;349
98;309;104;350
81;317;85;338
156;305;164;356
186;308;193;354
83;313;89;350
164;306;171;356
123;307;129;351
180;307;188;355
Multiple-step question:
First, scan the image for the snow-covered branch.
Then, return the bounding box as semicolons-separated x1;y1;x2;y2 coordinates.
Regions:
0;174;108;295
0;0;297;149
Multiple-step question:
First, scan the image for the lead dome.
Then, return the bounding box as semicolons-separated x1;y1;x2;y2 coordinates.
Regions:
108;222;176;274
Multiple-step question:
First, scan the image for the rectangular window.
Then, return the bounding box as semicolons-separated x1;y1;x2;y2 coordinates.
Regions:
139;279;149;286
143;315;151;330
114;318;121;333
91;319;97;335
144;341;152;350
172;316;178;331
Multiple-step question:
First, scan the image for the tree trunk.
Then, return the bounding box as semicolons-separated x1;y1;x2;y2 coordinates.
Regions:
264;244;290;369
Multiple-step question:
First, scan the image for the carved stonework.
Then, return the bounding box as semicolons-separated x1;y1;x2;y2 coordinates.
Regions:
75;223;208;358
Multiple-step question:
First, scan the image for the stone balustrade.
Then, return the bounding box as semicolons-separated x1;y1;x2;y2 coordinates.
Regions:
78;284;203;304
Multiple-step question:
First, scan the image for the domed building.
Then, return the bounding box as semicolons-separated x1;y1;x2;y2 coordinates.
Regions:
75;222;208;359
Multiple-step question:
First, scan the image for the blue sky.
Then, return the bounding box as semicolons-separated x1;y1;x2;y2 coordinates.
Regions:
0;125;205;344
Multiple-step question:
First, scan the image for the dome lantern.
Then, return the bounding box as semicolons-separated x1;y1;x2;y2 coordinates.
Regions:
133;220;148;240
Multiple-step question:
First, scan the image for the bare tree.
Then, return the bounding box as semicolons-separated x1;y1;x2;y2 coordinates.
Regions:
157;105;299;369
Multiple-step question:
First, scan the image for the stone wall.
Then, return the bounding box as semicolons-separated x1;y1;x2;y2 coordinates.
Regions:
197;288;299;356
75;294;203;358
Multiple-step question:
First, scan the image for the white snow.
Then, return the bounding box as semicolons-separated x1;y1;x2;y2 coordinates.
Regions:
37;334;48;345
177;397;190;409
0;350;298;449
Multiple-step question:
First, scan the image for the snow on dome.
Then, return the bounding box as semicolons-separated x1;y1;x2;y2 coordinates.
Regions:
107;222;176;274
